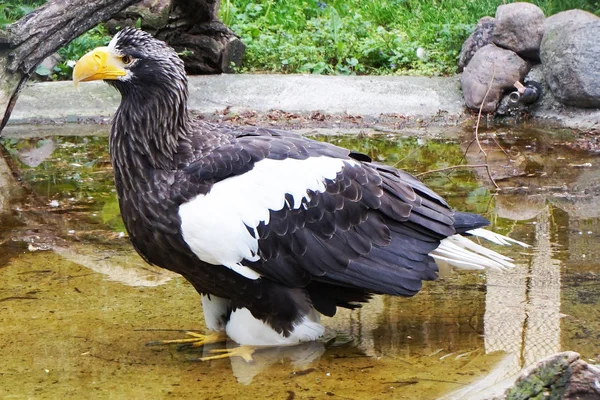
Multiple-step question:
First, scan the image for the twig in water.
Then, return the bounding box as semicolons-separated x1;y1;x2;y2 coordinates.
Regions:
415;164;493;177
428;66;503;187
392;146;420;168
490;133;510;159
460;137;477;164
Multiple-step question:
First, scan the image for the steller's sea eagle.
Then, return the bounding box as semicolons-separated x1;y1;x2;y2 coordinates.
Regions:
73;28;527;360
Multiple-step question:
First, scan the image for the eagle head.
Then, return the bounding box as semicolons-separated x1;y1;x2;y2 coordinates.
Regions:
73;28;190;165
72;27;187;99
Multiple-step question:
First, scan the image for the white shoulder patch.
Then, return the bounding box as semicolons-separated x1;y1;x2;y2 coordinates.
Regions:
179;156;356;278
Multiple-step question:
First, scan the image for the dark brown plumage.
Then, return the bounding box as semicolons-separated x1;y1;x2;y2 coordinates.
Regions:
73;28;526;346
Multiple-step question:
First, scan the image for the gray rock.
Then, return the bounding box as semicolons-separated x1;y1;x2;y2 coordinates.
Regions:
541;11;600;108
523;64;600;130
492;2;545;59
544;9;599;33
458;16;495;72
461;44;530;113
503;351;600;399
564;359;600;399
495;93;519;116
106;0;171;33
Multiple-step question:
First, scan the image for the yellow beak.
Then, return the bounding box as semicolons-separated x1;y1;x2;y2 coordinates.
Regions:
72;47;127;86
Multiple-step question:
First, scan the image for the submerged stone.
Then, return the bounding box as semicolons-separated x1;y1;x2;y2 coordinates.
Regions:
503;352;600;400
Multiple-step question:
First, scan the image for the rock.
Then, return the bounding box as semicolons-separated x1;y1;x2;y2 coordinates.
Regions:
219;36;246;73
492;2;545;60
461;44;530;113
544;9;599;33
503;352;600;399
458;16;495;72
522;64;600;130
127;0;171;30
540;11;600;108
495;93;521;117
104;0;245;75
564;359;600;399
105;0;171;33
157;21;245;74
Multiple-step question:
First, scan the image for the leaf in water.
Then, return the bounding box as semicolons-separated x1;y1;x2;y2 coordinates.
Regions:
35;65;52;76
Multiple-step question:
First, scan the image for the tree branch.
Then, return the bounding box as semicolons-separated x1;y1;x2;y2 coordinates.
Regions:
4;0;139;75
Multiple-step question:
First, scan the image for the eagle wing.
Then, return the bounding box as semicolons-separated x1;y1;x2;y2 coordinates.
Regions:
180;127;461;300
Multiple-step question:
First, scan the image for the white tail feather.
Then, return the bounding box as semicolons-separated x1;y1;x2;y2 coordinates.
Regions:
430;229;528;271
466;228;530;248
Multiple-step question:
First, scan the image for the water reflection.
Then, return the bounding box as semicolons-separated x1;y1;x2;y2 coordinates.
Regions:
449;208;563;399
15;138;55;167
0;127;599;399
216;341;326;385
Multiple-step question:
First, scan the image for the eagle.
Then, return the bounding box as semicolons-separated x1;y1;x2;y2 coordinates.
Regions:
73;28;527;360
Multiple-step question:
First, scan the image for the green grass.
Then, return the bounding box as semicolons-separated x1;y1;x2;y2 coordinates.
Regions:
0;0;44;26
220;0;600;76
3;0;600;78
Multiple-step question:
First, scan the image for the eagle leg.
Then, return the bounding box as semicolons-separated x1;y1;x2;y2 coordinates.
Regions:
146;331;227;349
199;345;257;363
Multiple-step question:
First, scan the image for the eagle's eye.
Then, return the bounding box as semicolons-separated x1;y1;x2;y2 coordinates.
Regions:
121;55;133;65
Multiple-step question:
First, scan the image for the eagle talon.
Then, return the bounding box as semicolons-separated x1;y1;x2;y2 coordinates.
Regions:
146;331;227;349
199;346;257;363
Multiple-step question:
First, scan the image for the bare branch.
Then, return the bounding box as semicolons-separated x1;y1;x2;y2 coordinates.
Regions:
490;132;510;160
473;64;500;189
474;64;496;158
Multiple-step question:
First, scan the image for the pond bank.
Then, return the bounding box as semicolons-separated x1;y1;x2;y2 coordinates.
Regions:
5;74;599;132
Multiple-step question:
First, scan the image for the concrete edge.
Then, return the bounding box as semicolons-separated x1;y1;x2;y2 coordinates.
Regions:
3;74;598;132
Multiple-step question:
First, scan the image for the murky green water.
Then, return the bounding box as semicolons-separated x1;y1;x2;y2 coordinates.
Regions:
0;126;599;399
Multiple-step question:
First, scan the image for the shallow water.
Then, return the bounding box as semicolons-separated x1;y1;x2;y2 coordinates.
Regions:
0;126;599;399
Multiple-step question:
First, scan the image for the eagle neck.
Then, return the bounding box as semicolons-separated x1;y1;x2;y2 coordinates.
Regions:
111;82;192;171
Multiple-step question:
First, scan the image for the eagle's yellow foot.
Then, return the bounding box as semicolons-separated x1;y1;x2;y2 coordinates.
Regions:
200;345;257;362
147;331;227;349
